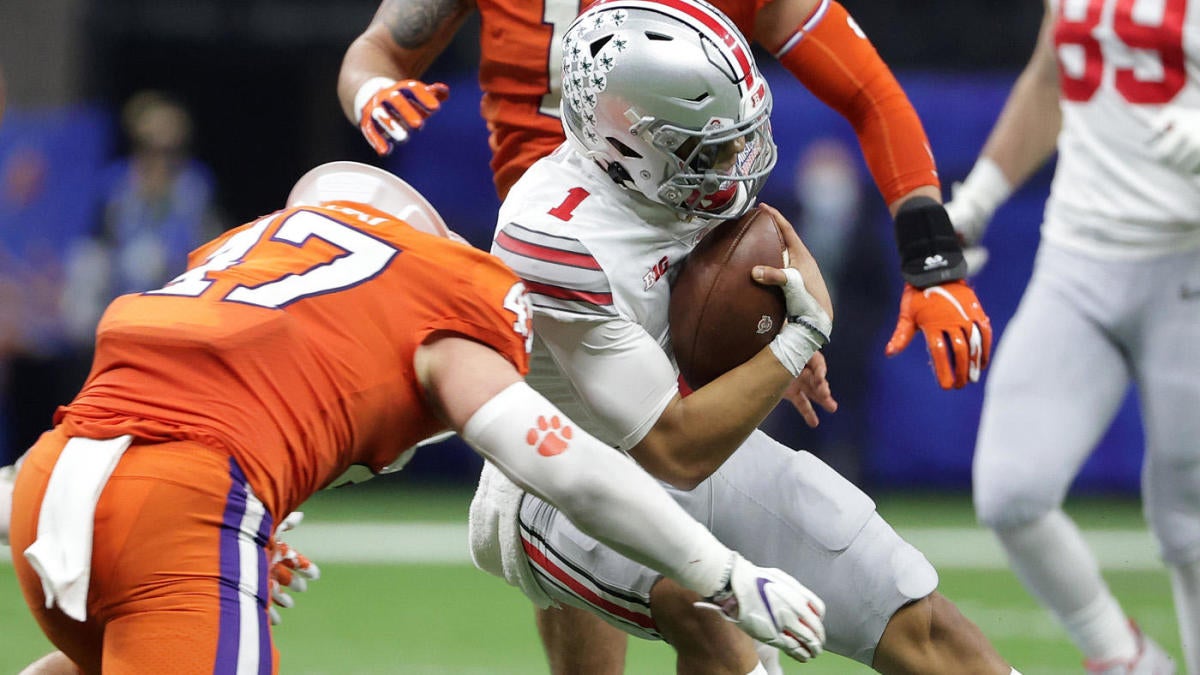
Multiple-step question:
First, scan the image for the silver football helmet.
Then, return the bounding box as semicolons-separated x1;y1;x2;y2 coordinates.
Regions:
560;0;777;219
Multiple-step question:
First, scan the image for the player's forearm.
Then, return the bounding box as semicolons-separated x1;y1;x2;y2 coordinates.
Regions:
337;0;471;123
339;30;408;123
886;185;942;217
462;382;732;598
977;7;1062;190
771;1;940;206
632;348;794;489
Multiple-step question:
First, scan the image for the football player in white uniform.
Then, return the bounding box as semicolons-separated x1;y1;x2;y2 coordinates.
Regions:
946;0;1199;672
468;2;1017;674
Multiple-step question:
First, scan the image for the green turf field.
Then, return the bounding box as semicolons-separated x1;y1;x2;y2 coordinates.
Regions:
1;485;1181;674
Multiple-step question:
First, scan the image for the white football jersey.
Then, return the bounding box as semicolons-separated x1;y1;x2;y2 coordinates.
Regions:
1045;0;1200;256
492;144;719;449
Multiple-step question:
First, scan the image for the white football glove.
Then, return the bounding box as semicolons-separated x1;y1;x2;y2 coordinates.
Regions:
1150;106;1200;174
268;511;321;626
769;267;833;378
695;553;827;663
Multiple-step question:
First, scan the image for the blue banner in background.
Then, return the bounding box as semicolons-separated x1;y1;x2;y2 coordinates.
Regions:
0;106;113;263
0;71;1145;493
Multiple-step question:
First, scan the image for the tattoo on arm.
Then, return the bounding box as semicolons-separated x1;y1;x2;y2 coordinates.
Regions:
376;0;469;48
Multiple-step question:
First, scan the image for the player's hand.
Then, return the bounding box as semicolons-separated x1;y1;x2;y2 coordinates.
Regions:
783;351;837;428
885;280;992;389
944;183;991;249
756;267;833;377
944;158;1011;277
1150;106;1200;174
695;553;826;663
355;77;450;155
944;157;1011;247
753;208;833;378
945;187;991;277
960;245;990;278
268;512;321;625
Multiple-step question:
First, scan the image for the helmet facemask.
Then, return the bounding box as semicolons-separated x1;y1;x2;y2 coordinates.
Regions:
641;103;776;218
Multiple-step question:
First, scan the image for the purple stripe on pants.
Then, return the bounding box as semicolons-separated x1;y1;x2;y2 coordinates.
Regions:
216;458;249;671
214;457;274;673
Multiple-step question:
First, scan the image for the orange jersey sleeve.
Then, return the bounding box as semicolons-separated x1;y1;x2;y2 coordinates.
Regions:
478;0;586;198
58;203;531;518
773;0;939;203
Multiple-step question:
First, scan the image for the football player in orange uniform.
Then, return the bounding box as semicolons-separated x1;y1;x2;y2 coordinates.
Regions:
338;0;991;393
9;161;832;674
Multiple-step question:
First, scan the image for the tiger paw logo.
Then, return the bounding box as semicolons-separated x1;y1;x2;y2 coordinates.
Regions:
526;415;573;456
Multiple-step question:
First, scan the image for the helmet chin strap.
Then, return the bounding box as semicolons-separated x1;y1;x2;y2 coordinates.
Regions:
606;161;634;187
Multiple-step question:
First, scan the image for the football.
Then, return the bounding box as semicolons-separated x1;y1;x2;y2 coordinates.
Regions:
669;204;826;389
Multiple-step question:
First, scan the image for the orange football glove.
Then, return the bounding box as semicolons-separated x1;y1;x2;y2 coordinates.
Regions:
266;512;321;625
885;280;993;389
355;77;450;156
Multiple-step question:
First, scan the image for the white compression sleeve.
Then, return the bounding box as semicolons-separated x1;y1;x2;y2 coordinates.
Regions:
461;382;732;597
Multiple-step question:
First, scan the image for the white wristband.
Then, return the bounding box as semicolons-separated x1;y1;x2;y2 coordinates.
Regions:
353;77;397;123
958;157;1013;216
768;267;831;377
769;323;822;378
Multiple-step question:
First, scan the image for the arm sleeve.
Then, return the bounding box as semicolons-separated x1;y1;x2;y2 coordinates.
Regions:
774;0;939;203
534;314;679;451
461;381;731;597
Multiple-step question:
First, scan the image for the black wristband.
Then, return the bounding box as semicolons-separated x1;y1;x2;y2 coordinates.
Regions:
893;196;968;287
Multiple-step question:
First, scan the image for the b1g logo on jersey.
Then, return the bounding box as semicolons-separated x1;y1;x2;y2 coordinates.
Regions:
504;282;535;354
643;256;670;290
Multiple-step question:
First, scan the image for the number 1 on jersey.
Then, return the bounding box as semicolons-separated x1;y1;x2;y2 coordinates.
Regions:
548;187;590;221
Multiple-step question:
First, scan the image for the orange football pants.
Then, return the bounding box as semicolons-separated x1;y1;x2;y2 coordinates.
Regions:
10;426;279;674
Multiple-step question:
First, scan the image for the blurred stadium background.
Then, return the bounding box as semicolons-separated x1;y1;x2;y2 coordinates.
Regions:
0;0;1172;671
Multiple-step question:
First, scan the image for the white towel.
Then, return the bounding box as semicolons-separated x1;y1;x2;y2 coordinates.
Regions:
467;461;553;609
23;435;133;622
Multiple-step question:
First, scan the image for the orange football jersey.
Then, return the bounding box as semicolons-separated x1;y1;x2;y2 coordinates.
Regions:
478;0;768;197
55;202;532;518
